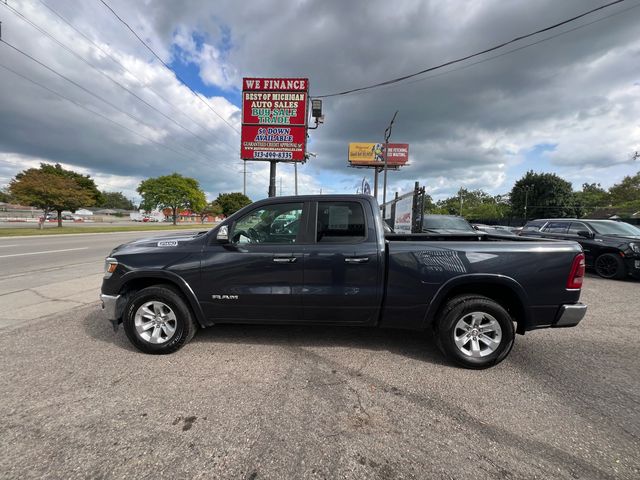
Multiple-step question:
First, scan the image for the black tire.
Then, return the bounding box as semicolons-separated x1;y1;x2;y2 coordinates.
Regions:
123;285;198;354
594;253;626;280
435;295;515;369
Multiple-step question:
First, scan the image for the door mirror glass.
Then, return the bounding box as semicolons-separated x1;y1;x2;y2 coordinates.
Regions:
577;230;594;239
216;225;229;242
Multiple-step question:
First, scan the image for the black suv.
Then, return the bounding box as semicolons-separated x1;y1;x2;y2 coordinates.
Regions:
520;219;640;279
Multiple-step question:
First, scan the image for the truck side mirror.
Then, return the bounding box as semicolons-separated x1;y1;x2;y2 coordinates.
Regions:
216;225;229;243
577;230;594;239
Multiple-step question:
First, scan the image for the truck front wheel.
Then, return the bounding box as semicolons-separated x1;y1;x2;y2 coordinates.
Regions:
436;295;515;369
123;286;198;354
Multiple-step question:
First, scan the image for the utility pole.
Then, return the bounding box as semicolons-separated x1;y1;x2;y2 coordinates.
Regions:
243;160;247;196
268;161;276;197
522;185;533;221
382;110;399;218
459;187;463;216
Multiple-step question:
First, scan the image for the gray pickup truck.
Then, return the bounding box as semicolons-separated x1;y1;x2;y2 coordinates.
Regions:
101;194;587;368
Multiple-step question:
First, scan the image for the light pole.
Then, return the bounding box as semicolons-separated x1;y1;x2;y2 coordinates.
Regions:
522;185;533;221
382;110;399;218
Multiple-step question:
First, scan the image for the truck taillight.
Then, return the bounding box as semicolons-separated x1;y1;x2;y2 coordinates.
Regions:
567;253;585;290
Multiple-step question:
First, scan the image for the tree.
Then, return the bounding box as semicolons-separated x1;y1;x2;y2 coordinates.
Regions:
9;171;94;229
11;163;100;227
429;189;509;220
199;201;223;223
608;171;640;215
137;173;206;225
573;183;610;217
37;163;101;226
0;186;11;203
510;171;575;220
98;191;136;210
214;192;252;217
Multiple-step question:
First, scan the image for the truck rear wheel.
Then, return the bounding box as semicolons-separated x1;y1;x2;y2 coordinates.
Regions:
436;295;515;369
123;286;198;354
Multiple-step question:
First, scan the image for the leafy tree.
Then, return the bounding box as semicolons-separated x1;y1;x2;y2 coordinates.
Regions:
137;173;206;225
0;186;11;203
40;163;102;206
12;163;99;227
573;183;610;217
608;171;640;215
422;193;436;213
98;191;135;210
199;201;223;223
430;189;509;220
510;171;575;220
9;171;94;229
214;192;252;217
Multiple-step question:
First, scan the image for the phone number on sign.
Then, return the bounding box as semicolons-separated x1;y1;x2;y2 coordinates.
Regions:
253;151;293;160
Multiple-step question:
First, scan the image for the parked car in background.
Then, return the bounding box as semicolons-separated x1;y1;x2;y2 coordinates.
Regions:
519;219;640;279
422;214;477;234
472;224;518;236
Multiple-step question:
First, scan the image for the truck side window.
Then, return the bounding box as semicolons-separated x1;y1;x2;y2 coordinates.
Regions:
231;202;303;244
317;201;366;243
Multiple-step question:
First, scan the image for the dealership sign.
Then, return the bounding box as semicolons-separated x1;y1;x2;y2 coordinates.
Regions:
348;143;409;166
241;78;308;161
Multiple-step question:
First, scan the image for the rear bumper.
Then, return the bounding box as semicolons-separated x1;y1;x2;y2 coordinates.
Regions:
553;303;587;328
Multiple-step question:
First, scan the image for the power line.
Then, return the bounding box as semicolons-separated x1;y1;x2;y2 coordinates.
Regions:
1;1;232;154
0;62;212;164
0;37;213;163
97;0;240;135
37;0;232;150
314;0;627;98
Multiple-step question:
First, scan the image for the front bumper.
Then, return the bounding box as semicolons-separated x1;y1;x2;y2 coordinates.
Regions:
553;303;587;328
100;293;121;321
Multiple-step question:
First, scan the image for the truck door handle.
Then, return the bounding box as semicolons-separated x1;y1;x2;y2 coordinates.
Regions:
273;256;297;263
345;257;369;264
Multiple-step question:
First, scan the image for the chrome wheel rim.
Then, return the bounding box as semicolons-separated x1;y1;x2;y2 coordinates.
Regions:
453;311;502;358
134;301;177;344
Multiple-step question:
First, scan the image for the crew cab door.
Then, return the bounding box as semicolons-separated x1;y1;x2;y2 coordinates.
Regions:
199;201;307;322
302;200;382;325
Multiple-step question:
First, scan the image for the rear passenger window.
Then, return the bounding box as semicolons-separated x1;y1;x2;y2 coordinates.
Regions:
568;222;588;235
543;222;569;234
522;221;544;232
317;202;366;243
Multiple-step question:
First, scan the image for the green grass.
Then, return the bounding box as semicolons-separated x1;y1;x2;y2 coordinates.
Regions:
0;224;212;237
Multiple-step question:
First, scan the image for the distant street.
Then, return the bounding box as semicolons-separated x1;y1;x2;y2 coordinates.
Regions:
0;229;204;329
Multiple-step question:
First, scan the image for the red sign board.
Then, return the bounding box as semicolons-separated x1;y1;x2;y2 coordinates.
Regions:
241;77;309;161
385;144;410;165
241;125;307;161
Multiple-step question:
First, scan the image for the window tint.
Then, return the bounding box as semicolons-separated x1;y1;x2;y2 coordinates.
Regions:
568;222;589;235
317;201;366;243
543;221;570;234
232;202;303;244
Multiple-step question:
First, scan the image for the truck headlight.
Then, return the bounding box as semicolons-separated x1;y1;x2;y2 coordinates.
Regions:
630;243;640;254
104;257;118;278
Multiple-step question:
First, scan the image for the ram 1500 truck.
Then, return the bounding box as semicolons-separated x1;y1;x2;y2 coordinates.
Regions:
101;195;587;368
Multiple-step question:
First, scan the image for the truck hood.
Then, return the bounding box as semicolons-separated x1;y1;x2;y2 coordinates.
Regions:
110;231;207;254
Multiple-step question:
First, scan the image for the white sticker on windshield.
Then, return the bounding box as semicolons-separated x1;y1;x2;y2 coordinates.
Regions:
157;240;178;247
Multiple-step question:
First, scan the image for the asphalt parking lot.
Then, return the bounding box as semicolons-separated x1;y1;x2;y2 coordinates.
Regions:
0;234;638;479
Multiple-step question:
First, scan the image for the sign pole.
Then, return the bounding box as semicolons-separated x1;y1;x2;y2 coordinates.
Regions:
374;168;379;200
294;162;298;195
268;161;277;198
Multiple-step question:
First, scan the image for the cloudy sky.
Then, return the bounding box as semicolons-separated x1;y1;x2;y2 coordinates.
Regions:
0;0;639;205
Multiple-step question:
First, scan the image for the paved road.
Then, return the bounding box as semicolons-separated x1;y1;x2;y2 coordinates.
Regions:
0;234;638;479
0;229;203;329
